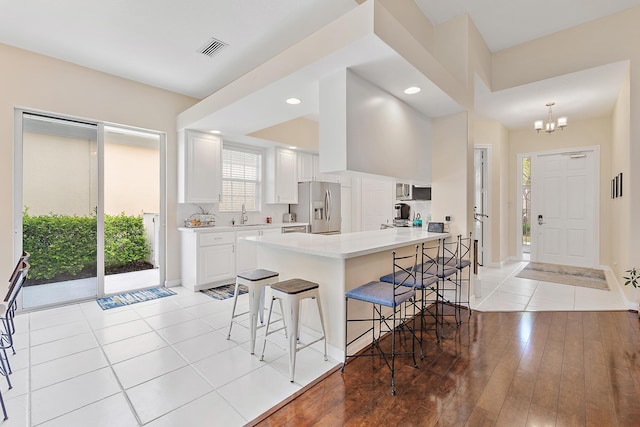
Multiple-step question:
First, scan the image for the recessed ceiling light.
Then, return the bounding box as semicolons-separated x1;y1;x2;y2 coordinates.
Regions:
288;146;297;150
404;86;421;95
210;130;221;134
286;98;301;105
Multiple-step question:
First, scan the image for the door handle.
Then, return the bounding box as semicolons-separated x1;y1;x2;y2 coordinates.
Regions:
538;214;545;225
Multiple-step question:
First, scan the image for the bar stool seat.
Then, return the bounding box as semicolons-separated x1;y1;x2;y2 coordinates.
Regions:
260;278;327;382
227;269;279;354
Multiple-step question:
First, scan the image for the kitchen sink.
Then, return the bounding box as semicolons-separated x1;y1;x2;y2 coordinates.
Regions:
232;223;265;227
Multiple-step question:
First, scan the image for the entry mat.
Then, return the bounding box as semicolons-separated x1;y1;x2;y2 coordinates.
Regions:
516;262;608;290
96;287;176;310
201;283;246;300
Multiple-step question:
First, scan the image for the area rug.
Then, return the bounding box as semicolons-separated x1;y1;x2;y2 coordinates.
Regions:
516;262;608;290
201;283;246;300
96;287;176;310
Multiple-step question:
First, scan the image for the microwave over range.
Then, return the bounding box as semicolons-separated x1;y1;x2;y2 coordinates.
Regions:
395;183;431;201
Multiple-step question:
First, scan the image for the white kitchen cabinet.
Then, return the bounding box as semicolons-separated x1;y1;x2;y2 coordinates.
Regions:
178;130;222;203
359;178;394;231
298;152;348;185
181;230;235;290
297;151;315;181
265;147;298;204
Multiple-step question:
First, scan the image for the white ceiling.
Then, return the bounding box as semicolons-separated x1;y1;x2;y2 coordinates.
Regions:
0;0;637;132
0;0;356;99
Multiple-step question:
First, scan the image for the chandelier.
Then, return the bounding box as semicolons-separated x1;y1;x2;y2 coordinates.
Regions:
534;102;567;133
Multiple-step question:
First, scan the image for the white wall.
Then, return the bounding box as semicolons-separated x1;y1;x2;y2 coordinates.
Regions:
432;111;471;236
611;67;634;304
0;42;197;294
320;69;432;183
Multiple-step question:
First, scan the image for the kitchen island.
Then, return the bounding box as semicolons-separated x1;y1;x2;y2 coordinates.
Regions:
245;228;450;360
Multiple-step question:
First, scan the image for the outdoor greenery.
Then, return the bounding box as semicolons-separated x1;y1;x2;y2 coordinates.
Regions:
104;213;150;270
23;210;150;284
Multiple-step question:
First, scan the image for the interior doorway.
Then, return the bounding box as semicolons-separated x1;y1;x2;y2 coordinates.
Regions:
521;156;531;261
15;110;166;309
474;147;489;266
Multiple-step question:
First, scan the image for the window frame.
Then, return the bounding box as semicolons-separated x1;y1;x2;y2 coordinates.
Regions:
220;143;263;213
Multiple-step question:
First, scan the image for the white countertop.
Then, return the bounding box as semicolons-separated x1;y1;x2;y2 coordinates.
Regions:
245;228;451;259
178;222;308;232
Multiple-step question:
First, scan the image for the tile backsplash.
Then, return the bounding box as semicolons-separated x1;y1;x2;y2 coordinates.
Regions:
178;203;291;227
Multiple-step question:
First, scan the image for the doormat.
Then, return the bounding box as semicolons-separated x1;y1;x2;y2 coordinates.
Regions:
201;283;246;300
516;262;608;290
96;287;176;310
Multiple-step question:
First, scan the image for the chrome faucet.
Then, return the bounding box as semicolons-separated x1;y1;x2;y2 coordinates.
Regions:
240;203;248;225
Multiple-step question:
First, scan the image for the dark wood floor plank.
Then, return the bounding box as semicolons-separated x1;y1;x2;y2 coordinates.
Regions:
252;311;640;427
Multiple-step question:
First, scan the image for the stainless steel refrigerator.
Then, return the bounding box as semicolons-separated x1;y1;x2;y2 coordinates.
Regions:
291;181;341;234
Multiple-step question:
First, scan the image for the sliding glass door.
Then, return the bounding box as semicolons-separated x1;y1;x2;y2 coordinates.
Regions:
15;110;165;309
19;113;99;309
103;126;161;294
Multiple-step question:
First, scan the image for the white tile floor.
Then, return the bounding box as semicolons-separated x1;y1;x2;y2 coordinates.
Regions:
2;261;628;426
3;287;338;426
472;261;627;312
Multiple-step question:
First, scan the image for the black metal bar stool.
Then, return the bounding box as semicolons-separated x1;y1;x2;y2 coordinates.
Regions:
342;246;420;396
260;278;327;382
227;269;279;354
456;234;473;320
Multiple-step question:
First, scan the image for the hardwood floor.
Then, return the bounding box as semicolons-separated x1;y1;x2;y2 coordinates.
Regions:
251;309;640;426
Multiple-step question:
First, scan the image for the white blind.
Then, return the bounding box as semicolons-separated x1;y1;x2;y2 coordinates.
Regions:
220;146;261;212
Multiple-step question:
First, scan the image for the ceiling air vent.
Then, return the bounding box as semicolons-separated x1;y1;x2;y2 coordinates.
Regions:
198;37;228;58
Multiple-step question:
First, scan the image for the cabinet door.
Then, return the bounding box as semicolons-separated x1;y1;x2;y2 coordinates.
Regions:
360;178;394;231
181;131;221;203
275;148;298;203
235;229;260;273
198;243;235;285
297;152;315;182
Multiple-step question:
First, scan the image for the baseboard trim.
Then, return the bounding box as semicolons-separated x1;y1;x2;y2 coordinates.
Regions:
165;279;181;288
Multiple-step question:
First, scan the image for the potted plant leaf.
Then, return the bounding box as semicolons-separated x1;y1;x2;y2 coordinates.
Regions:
623;268;640;317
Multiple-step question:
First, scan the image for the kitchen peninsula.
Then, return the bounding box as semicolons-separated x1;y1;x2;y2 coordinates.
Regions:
245;228;450;360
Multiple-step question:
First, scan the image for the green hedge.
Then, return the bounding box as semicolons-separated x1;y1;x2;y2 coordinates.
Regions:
104;213;150;270
23;211;150;283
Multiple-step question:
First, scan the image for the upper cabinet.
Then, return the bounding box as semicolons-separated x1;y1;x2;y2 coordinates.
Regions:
265;147;298;204
297;151;316;182
178;130;222;204
298;151;350;186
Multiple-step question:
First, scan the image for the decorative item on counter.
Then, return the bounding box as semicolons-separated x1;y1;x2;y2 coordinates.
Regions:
266;216;272;223
413;213;422;227
184;206;217;227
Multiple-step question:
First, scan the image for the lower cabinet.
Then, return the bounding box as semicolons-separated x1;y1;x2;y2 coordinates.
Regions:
181;230;236;291
199;243;235;286
181;226;290;290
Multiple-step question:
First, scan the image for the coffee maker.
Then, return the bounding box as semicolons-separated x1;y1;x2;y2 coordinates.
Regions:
394;203;411;227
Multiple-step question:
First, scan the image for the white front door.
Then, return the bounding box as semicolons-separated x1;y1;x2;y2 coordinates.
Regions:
531;149;598;267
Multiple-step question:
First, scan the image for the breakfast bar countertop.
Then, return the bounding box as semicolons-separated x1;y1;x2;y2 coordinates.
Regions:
245;227;450;259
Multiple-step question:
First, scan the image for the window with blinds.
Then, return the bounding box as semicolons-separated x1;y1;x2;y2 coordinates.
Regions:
220;146;261;212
